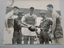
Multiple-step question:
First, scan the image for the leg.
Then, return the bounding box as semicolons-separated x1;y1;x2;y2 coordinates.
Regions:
52;39;57;44
12;31;19;44
39;38;44;44
17;38;21;44
44;38;49;44
24;36;29;44
57;38;64;44
39;31;44;44
12;31;17;44
43;32;49;44
17;32;22;44
54;25;63;44
12;37;17;44
30;36;35;44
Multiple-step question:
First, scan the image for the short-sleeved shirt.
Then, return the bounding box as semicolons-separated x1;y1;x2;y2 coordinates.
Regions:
22;13;37;26
39;18;53;31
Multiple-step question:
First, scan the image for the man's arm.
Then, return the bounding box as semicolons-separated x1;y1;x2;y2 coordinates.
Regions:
18;20;27;27
52;11;59;35
52;18;56;34
51;12;61;38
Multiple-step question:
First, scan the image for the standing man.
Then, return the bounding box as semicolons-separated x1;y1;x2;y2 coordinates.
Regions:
4;6;20;44
22;7;37;44
5;6;20;29
12;11;24;44
39;11;53;44
47;4;63;44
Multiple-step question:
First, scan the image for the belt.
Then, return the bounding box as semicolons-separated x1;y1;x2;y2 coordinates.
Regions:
41;29;48;32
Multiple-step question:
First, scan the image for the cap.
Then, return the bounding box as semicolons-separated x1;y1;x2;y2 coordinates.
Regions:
40;11;46;14
47;4;53;8
13;6;19;9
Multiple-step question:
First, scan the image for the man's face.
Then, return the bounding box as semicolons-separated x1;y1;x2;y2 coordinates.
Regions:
18;12;24;19
40;13;45;18
13;8;19;15
30;9;34;15
47;7;53;12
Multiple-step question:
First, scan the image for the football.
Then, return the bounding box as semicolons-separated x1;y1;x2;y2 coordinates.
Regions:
28;26;35;32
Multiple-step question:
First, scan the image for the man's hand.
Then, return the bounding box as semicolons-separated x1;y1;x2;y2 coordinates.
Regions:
28;25;36;31
49;33;54;39
6;28;11;34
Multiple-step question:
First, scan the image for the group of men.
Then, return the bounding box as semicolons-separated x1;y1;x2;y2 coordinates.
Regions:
5;4;63;44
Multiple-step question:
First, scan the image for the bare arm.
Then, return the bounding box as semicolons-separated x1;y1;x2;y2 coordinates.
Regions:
5;11;13;28
21;15;31;27
52;11;59;34
18;19;27;27
52;17;56;35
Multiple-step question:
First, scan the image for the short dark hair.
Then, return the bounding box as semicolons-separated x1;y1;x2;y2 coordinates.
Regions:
30;7;34;10
13;6;20;10
18;11;24;16
47;4;53;8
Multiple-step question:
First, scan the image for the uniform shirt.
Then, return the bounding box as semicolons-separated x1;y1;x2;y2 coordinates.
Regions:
22;13;37;26
39;18;53;31
14;18;22;32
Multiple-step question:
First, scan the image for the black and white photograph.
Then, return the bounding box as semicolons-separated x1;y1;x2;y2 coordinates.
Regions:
3;0;64;44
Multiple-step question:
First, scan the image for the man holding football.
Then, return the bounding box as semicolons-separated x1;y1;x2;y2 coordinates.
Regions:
22;7;37;44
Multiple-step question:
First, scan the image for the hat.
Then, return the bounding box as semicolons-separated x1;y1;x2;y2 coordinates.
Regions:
18;11;24;16
40;11;46;14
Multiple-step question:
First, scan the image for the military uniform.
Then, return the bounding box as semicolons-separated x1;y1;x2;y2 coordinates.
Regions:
39;18;53;44
12;18;22;44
